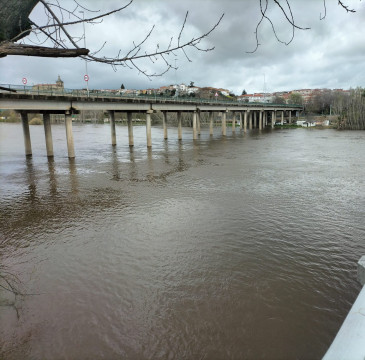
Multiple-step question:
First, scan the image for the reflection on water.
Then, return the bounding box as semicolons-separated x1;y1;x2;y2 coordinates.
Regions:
1;123;365;359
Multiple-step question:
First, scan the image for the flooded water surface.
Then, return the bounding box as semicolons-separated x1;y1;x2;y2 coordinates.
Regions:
1;123;365;359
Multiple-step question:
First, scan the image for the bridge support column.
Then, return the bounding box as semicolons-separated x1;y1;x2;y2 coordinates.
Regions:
177;111;182;140
146;110;152;147
272;110;276;128
254;111;257;128
239;112;243;131
259;111;263;130
127;112;134;146
289;111;292;124
197;111;201;136
244;111;248;133
232;112;236;132
162;111;168;140
209;112;214;136
222;112;227;136
109;110;116;146
65;113;75;158
281;111;284;125
249;111;253;130
21;112;32;157
193;111;198;140
43;113;54;157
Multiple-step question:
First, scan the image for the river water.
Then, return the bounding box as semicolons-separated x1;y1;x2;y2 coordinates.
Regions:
1;122;365;359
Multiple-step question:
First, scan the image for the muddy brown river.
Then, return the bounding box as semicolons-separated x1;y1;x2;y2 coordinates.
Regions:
1;123;365;359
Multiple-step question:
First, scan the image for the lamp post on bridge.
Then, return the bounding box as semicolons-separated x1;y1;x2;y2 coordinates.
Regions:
79;11;89;98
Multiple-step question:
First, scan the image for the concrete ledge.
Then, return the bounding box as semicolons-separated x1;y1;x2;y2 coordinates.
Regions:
358;255;365;286
323;255;365;360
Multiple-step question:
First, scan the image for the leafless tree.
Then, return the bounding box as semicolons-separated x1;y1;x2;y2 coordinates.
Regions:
0;0;224;77
336;88;365;130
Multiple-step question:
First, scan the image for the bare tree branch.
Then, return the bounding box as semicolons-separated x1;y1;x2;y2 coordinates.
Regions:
0;0;223;78
248;0;356;53
338;0;356;13
0;42;88;58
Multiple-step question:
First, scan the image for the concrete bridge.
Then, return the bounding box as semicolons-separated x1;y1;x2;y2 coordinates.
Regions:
0;90;302;158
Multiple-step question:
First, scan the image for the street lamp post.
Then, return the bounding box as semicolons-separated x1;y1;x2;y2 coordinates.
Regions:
80;11;89;97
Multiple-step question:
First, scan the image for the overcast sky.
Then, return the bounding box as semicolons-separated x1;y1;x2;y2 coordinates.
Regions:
1;0;364;94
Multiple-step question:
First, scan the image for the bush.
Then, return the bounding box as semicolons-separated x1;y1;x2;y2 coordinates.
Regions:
29;117;43;125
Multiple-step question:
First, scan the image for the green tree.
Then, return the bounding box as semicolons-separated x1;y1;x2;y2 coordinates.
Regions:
288;92;304;105
272;95;286;104
121;84;125;89
241;89;247;95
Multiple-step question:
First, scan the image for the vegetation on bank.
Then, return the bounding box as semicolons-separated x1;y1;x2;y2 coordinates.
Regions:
29;117;43;125
0;110;20;122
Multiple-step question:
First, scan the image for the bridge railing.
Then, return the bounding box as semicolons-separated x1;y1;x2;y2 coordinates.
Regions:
0;84;302;109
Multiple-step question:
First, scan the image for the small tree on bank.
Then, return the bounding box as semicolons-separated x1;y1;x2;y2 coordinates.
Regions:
288;92;304;106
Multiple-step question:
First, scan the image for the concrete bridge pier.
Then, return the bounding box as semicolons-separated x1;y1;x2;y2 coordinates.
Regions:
43;113;54;157
232;112;236;132
197;111;201;136
108;110;116;146
177;111;182;140
254;111;257;128
162;111;168;140
289;111;292;124
146;110;153;147
249;111;253;130
239;112;243;131
209;112;214;136
222;111;227;136
281;111;284;125
65;113;75;158
244;111;248;133
259;111;263;130
272;110;276;128
21;112;32;157
127;112;134;146
193;111;198;140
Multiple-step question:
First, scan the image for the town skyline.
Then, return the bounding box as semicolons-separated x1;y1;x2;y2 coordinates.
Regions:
28;75;352;106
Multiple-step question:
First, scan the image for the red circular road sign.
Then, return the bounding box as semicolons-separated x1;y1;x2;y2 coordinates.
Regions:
84;74;89;82
22;77;27;85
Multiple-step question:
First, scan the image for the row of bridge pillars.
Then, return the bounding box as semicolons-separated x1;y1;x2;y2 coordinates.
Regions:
20;109;295;159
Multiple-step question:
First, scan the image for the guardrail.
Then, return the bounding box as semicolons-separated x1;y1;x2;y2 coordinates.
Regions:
0;83;303;109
